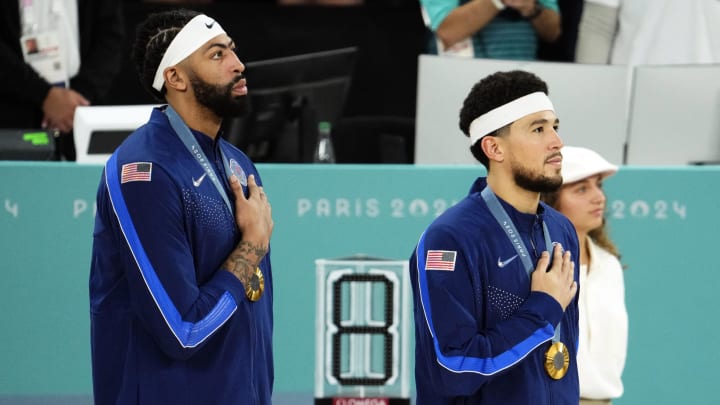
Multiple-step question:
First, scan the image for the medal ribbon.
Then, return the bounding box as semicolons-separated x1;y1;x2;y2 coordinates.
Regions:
166;106;264;302
481;185;561;343
165;105;236;214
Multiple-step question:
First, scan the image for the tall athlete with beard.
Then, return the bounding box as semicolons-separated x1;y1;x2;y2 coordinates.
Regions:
410;70;580;404
89;9;274;404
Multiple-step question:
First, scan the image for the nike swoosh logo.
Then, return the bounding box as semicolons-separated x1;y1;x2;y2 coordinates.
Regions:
205;21;215;29
497;255;519;268
192;173;207;187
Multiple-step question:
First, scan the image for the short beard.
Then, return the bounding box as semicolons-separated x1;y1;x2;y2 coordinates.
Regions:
513;164;562;193
189;71;249;118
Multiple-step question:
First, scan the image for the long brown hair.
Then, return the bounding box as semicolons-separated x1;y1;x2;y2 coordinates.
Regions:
541;190;621;259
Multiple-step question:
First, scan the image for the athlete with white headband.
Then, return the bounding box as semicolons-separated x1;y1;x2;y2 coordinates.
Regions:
90;9;275;404
468;91;556;146
410;70;581;404
151;13;227;92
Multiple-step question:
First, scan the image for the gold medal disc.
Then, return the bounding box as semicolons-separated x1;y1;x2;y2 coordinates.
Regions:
544;341;569;380
245;267;265;302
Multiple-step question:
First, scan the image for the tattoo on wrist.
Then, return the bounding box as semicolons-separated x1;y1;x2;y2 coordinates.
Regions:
224;241;268;286
238;240;268;259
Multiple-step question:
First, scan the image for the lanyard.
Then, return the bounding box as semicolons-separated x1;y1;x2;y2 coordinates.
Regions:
165;105;234;214
481;186;553;275
480;185;561;342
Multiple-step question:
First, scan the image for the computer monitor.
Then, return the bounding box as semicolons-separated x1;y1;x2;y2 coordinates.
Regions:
222;47;358;163
74;105;158;164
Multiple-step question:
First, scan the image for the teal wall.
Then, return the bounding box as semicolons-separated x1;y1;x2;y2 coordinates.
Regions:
1;162;718;403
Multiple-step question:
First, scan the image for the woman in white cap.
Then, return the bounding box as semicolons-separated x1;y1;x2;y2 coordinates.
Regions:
542;146;628;405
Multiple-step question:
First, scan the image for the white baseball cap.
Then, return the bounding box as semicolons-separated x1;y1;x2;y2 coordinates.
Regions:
561;146;618;184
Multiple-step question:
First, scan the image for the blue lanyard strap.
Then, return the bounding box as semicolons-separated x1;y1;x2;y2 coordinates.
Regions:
165;106;233;214
480;185;560;342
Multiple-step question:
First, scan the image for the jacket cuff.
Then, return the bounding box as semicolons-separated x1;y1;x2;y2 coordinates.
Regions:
208;268;248;305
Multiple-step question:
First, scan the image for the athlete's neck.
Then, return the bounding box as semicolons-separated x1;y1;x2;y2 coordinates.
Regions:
167;99;221;140
486;175;540;214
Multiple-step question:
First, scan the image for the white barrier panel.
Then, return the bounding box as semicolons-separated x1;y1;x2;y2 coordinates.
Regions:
626;64;720;165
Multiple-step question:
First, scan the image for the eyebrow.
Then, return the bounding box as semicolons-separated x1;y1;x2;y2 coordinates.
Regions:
203;39;235;53
529;117;560;127
572;175;603;186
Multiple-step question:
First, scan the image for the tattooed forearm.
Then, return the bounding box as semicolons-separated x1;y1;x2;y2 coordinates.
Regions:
236;240;268;259
223;241;268;286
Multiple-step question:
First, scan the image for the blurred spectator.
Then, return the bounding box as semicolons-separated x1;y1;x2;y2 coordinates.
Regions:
611;0;720;65
0;0;125;161
575;0;619;64
420;0;561;60
542;146;628;405
537;0;584;62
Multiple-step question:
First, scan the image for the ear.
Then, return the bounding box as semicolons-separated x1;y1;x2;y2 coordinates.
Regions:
480;135;504;163
164;66;188;92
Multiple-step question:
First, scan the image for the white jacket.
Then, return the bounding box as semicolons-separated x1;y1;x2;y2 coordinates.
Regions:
577;237;628;399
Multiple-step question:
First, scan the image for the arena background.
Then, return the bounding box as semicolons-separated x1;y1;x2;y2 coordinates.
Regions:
2;163;718;404
2;1;719;404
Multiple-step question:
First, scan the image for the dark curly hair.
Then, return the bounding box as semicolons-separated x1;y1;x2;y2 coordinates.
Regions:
132;9;201;101
458;70;549;168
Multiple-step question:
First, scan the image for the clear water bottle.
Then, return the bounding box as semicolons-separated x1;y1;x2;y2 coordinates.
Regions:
313;121;336;163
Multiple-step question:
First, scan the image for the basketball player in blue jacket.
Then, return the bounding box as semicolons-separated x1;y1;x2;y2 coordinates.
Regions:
410;70;580;404
89;9;274;404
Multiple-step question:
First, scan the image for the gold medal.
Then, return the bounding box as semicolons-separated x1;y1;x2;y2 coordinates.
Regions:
244;267;265;302
544;341;569;380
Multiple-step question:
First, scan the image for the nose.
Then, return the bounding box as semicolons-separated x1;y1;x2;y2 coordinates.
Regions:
550;127;563;151
591;184;606;203
230;52;244;74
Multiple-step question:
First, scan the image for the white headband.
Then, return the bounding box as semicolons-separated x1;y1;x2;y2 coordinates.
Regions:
152;14;227;91
468;92;555;145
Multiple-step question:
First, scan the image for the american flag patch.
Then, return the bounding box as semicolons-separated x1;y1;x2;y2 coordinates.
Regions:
425;250;457;271
121;162;152;184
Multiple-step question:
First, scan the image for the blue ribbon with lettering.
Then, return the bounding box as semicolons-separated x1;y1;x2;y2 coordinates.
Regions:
481;185;561;342
165;105;236;214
